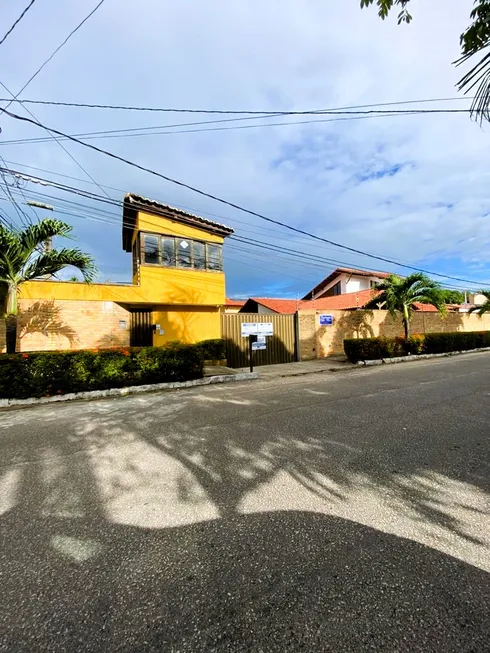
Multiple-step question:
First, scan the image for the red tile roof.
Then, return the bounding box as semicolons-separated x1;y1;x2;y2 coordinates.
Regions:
307;289;379;310
303;267;391;300
250;298;301;313
225;298;246;307
412;302;439;312
250;290;379;313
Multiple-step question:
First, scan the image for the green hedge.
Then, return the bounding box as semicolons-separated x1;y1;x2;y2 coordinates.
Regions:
344;331;490;363
0;343;203;399
193;338;226;361
423;331;490;354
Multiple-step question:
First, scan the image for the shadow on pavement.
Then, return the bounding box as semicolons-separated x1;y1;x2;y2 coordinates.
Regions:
1;509;489;652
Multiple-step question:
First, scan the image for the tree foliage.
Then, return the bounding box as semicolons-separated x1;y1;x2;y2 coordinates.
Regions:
440;289;465;304
0;219;96;353
360;0;490;123
365;272;446;338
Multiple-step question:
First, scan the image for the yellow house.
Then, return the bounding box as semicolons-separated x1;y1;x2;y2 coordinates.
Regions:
8;194;234;352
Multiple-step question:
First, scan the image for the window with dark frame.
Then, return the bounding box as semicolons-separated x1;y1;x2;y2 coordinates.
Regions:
162;237;176;267
207;243;222;271
139;232;222;271
143;234;160;264
333;281;341;296
193;241;206;269
132;238;139;278
177;239;192;267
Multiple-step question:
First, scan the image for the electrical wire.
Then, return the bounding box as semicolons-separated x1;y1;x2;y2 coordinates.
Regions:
0;95;473;114
2;0;108;113
0;109;466;147
1;108;484;288
0;146;485;290
0;81;112;201
0;0;37;47
1;179;485;292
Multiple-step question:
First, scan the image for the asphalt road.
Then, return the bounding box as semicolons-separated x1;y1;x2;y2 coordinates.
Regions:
0;353;489;652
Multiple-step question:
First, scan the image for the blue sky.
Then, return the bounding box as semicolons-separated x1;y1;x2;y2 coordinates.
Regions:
1;0;489;298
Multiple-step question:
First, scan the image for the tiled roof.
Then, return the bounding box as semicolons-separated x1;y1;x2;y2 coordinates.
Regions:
412;302;439;312
122;193;234;251
307;289;379;310
225;298;246;307
250;290;379;313
302;267;391;300
251;298;301;313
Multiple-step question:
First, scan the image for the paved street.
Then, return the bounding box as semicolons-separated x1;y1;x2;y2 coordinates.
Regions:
0;353;489;652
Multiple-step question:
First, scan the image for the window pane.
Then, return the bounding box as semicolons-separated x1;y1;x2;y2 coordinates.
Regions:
193;241;205;269
177;239;192;267
162;238;175;266
207;243;222;271
143;235;159;264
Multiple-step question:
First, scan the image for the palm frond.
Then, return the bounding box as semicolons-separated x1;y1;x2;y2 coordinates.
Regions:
22;248;97;283
456;49;490;124
19;219;73;252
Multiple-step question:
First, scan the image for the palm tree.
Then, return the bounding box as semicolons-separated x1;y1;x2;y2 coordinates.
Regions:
364;273;446;339
0;219;96;354
468;291;490;316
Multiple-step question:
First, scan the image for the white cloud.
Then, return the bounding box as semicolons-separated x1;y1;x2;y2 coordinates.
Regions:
1;0;488;294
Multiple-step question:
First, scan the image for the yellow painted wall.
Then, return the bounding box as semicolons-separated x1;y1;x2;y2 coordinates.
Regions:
152;307;221;345
135;210;224;244
22;208;227;306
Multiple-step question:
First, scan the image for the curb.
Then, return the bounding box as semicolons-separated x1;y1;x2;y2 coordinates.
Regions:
0;372;258;410
356;346;490;367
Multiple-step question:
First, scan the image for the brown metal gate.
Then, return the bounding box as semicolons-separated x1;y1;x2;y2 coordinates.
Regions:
221;313;297;367
130;310;153;347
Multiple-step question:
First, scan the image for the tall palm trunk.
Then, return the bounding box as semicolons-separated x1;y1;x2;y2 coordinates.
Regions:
402;305;410;339
5;283;18;354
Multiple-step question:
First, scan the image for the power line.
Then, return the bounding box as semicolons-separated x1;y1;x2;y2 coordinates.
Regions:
1;177;485;292
1;159;471;273
2;0;108;113
0;109;469;147
0;81;112;201
0;120;485;288
0;95;472;114
0;0;37;47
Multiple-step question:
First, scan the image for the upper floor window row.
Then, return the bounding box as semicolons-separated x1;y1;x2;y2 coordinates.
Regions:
141;233;223;271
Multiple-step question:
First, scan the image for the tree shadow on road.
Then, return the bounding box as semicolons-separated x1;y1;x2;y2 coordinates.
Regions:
0;371;489;650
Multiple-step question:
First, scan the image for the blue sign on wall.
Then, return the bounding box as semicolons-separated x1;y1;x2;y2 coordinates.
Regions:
319;314;334;326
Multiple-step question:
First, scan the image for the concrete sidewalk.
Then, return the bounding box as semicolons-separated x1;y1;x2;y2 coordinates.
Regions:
238;356;353;379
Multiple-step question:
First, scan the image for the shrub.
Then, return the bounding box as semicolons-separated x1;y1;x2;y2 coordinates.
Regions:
344;330;490;363
423;331;490;354
194;338;226;361
0;343;203;399
344;336;407;363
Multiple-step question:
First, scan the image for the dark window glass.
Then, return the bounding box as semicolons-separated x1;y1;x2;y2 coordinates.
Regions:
193;241;206;269
132;239;139;277
177;239;192;267
207;243;222;271
162;237;175;266
333;281;341;296
143;234;159;264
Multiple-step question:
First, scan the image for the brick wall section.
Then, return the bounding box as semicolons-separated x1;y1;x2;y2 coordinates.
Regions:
298;309;490;358
0;299;131;353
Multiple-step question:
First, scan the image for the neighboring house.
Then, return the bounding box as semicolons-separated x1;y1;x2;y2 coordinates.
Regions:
223;299;246;313
240;290;379;314
303;267;390;300
14;193;234;351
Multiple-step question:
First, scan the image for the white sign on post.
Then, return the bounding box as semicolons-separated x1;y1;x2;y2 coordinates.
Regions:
241;322;258;337
257;335;266;344
252;341;266;351
241;322;274;337
257;322;274;336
